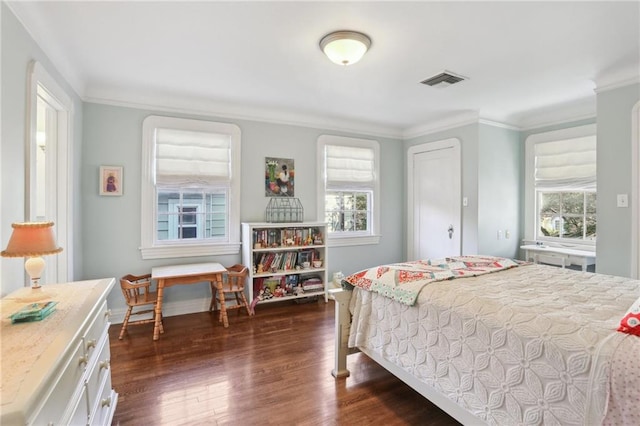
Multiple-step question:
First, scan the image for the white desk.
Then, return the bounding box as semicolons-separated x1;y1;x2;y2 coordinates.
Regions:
520;245;596;271
151;262;227;340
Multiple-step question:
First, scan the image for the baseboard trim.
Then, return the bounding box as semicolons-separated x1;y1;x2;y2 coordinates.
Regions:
109;299;211;325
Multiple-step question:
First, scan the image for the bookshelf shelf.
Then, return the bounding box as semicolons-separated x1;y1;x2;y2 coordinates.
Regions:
241;222;328;306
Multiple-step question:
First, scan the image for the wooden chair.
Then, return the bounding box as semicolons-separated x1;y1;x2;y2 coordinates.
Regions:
119;273;163;339
210;264;253;321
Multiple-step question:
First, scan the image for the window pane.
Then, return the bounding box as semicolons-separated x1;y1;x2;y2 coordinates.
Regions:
355;193;368;210
562;192;584;214
540;213;560;237
342;193;355;210
586;215;597;239
540;192;560;216
562;215;584;239
325;211;341;232
325;193;340;211
586;192;597;214
355;212;368;231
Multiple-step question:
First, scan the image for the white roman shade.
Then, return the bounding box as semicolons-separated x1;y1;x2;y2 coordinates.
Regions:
155;128;231;186
534;135;596;190
325;145;375;189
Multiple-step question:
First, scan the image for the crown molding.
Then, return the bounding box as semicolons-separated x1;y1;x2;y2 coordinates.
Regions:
82;92;404;140
402;111;482;140
594;76;640;94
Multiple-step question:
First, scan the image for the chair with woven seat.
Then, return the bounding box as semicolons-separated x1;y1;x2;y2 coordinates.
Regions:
210;264;253;322
119;273;163;339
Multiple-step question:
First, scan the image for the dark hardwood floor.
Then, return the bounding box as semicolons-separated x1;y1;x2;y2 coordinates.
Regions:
109;298;461;425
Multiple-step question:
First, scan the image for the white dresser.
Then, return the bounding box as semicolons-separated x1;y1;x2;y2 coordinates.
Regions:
0;278;118;425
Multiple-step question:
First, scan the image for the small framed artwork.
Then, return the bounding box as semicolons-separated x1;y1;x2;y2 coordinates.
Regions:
99;166;123;196
265;157;295;197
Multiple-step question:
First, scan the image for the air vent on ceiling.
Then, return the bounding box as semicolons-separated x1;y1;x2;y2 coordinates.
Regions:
420;71;467;88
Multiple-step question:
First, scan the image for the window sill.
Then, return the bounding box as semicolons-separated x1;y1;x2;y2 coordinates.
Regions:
328;235;380;247
140;242;241;260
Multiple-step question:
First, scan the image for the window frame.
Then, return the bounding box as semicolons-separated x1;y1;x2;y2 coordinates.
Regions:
141;116;241;259
524;124;596;248
317;135;380;247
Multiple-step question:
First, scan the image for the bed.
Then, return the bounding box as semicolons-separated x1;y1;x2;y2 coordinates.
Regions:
330;255;640;425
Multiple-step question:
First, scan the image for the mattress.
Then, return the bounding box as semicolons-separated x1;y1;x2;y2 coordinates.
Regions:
348;263;640;425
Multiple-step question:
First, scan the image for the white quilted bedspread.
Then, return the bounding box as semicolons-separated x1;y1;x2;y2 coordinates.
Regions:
348;264;640;425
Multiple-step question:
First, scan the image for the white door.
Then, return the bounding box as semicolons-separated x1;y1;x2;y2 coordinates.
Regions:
407;139;461;260
28;62;72;285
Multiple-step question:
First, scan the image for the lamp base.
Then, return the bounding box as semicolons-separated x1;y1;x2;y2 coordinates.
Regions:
13;286;56;303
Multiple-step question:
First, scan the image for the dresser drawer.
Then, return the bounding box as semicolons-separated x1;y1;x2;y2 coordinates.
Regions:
29;340;86;425
90;377;117;425
61;384;89;426
83;300;109;358
86;333;111;414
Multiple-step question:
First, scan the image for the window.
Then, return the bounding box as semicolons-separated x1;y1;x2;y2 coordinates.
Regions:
141;116;241;259
317;135;380;246
525;125;596;246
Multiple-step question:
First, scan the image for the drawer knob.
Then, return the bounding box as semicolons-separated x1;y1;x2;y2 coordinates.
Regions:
101;397;112;408
78;355;88;366
86;339;97;350
99;359;111;371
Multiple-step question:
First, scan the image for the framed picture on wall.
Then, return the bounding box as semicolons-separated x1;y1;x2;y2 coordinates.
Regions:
265;157;294;197
99;165;123;196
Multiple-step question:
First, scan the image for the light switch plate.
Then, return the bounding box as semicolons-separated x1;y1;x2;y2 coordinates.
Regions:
617;194;628;208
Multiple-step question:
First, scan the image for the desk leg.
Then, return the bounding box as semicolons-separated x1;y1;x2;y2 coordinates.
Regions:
217;275;229;328
154;281;165;340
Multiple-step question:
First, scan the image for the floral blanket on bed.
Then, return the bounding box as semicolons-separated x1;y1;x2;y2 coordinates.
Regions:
343;255;522;306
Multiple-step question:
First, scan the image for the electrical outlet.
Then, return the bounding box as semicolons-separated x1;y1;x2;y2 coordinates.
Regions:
505;230;510;239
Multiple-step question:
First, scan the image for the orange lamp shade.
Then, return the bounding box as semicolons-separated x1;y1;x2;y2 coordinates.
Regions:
1;222;63;258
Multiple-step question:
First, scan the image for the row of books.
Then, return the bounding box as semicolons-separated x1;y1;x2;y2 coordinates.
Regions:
255;251;298;271
253;274;325;297
253;227;322;247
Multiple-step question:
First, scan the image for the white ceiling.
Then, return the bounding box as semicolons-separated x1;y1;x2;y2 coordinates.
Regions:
8;1;640;137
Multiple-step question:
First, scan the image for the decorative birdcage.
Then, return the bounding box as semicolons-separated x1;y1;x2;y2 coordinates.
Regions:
265;197;304;223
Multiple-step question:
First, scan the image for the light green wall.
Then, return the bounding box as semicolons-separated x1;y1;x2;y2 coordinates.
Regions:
478;124;521;258
0;3;84;296
82;103;404;313
596;83;640;277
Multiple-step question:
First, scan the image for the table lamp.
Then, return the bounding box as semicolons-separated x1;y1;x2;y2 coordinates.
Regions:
1;221;63;290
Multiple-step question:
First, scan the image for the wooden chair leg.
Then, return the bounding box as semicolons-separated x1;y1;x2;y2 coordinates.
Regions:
157;311;164;334
240;293;252;316
209;283;217;311
119;307;133;339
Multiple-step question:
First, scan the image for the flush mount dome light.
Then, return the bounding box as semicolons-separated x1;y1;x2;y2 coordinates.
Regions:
320;30;371;66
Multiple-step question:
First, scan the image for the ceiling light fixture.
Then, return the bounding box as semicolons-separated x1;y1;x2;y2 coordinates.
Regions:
320;30;371;66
